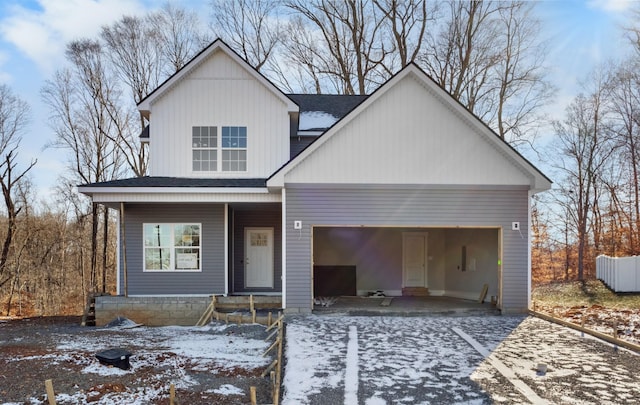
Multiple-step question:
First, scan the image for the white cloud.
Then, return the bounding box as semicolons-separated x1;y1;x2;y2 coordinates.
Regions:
0;0;147;74
587;0;635;13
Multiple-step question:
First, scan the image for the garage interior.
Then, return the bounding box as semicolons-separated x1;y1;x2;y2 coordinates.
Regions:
312;226;500;305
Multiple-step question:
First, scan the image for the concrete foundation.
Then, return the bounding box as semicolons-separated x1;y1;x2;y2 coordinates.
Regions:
95;296;211;326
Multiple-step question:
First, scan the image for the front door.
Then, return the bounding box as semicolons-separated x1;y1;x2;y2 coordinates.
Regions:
403;232;428;287
245;227;274;288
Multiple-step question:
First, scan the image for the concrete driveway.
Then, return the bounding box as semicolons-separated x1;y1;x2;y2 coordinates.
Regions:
281;314;640;404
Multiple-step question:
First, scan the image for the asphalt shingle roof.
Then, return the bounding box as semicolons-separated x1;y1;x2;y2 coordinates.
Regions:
287;94;368;122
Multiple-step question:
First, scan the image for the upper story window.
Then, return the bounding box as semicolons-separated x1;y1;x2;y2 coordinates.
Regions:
192;126;217;171
192;126;247;172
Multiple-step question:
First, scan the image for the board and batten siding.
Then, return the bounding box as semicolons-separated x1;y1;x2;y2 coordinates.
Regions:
121;203;225;295
148;49;290;178
285;186;529;312
282;74;534;187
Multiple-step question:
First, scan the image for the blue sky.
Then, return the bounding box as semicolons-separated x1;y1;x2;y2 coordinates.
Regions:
0;0;636;203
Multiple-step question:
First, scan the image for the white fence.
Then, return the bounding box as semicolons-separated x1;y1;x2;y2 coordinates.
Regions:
596;255;640;293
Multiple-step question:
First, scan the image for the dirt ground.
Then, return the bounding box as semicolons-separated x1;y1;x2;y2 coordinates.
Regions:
0;316;274;404
532;281;640;346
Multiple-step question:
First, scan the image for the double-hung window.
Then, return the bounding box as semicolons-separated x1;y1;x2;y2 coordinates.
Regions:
192;126;246;172
192;126;217;171
143;223;201;271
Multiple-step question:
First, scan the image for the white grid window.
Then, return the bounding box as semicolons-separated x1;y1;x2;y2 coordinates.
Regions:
192;126;217;171
143;223;201;271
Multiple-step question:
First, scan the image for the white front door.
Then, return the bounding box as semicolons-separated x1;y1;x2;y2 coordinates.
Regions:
245;227;274;288
403;232;428;287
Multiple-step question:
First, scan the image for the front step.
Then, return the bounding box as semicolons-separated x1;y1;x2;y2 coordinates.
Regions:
402;287;430;297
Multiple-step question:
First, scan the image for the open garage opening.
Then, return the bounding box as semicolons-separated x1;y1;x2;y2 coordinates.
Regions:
312;226;501;305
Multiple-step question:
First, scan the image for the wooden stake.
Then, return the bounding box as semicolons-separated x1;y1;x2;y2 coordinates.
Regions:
250;386;257;405
45;379;56;405
266;314;284;332
261;359;279;377
252;310;257;324
250;294;255;313
268;311;272;327
170;383;175;405
263;338;280;357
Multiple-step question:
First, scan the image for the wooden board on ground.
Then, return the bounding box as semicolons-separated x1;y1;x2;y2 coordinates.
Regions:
478;284;489;303
380;298;393;306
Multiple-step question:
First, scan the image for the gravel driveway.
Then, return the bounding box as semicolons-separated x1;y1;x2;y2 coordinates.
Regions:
282;314;640;404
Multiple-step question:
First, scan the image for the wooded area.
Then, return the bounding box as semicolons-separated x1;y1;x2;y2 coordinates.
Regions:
1;0;639;316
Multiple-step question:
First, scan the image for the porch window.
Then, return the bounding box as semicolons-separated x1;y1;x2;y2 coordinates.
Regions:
143;223;201;271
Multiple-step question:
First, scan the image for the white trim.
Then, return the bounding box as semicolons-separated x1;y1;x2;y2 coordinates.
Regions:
85;192;282;204
267;65;551;192
138;40;298;113
116;210;121;296
224;203;229;296
296;131;323;137
281;188;287;309
78;186;271;194
527;191;532;309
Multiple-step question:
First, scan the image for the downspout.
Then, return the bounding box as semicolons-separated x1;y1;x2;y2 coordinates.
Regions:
120;202;128;297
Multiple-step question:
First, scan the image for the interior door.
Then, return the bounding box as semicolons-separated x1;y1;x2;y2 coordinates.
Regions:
403;232;428;287
245;227;274;288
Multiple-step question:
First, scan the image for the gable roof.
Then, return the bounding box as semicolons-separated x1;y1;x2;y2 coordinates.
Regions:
138;39;298;117
268;63;552;193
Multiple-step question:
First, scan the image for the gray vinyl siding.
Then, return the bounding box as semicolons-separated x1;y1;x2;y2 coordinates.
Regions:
232;207;282;293
285;186;529;312
121;203;225;295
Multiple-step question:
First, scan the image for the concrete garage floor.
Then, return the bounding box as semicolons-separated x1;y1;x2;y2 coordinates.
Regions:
313;296;500;316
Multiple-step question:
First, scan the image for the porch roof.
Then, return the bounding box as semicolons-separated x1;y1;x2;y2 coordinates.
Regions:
79;176;267;188
77;177;278;205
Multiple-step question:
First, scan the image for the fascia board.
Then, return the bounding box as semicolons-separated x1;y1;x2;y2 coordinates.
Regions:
77;186;271;195
138;40;298;113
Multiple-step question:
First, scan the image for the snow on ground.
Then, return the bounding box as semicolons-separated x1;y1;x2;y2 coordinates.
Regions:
4;322;270;404
282;315;640;405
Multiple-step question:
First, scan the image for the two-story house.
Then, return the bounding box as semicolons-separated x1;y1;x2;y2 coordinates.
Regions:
79;39;551;325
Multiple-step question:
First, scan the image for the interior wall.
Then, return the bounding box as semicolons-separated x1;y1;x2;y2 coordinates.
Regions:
313;227;447;295
443;228;499;300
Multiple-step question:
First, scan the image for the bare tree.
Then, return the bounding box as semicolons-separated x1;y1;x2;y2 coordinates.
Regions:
42;40;125;294
373;0;436;73
210;0;283;71
101;15;160;177
148;2;210;76
607;60;640;254
0;85;36;290
551;70;616;280
284;0;391;94
420;0;552;143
